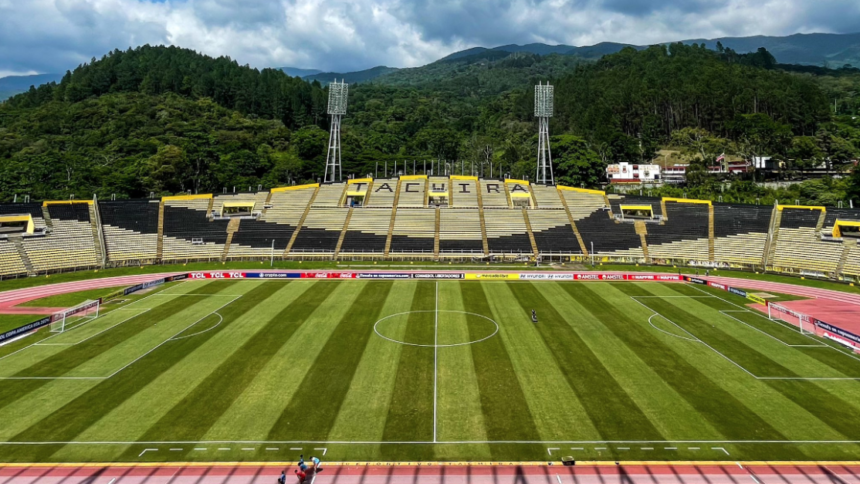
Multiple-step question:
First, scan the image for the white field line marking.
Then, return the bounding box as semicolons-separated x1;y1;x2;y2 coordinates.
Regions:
169;312;223;340
242;448;255;451
433;280;438;443
0;295;243;381
647;314;699;342
194;448;207;451
0;287;227;363
556;475;562;484
665;447;677;450
35;309;151;346
374;310;498;348
108;479;116;484
737;463;744;469
314;447;327;456
571;447;583;450
547;447;559;455
218;448;230;451
6;439;860;445
290;447;302;450
104;295;241;379
631;295;860;381
138;448;157;457
713;446;730;455
718;311;827;348
641;447;653;450
170;448;182;451
617;447;629;450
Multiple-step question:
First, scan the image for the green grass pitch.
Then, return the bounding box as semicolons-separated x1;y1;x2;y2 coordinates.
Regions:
2;279;860;463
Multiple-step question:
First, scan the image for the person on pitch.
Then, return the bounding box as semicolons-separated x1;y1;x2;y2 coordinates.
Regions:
311;456;322;472
295;470;306;484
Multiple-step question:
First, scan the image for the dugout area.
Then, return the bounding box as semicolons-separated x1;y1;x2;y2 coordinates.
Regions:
1;277;860;463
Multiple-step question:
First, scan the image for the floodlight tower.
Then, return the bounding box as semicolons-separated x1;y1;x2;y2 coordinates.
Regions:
535;82;554;184
325;80;348;182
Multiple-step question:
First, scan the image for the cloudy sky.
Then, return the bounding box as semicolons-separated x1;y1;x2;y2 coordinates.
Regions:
1;0;859;77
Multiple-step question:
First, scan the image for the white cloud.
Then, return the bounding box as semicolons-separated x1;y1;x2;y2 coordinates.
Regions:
0;0;857;75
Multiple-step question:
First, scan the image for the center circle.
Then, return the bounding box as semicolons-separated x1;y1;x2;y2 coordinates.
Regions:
373;310;499;347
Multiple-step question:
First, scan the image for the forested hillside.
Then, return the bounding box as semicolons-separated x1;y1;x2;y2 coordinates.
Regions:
1;43;859;203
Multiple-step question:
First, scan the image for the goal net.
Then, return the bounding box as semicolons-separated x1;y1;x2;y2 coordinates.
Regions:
768;302;810;334
50;299;100;333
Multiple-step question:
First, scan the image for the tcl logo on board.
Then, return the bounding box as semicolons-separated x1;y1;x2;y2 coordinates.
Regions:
190;272;245;279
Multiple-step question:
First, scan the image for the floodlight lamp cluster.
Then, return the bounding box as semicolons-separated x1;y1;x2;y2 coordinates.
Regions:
327;80;349;115
534;82;553;118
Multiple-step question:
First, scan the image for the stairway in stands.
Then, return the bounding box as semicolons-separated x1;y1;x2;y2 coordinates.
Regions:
88;204;106;266
156;202;165;261
334;208;354;258
41;206;53;231
522;208;539;258
762;206;782;268
434;207;441;260
11;236;35;275
707;205;715;262
635;221;650;262
557;189;588;255
384;179;402;257
221;218;241;261
476;181;489;256
837;239;853;276
284;186;320;255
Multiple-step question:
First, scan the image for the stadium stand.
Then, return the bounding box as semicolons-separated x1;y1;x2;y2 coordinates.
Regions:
529;210;579;254
389;208;435;253
559;189;607;220
646;202;710;263
481;180;509;207
771;207;841;275
161;197;228;261
449;177;479;208
576;209;644;258
290;208;349;253
263;186;316;226
339;208;391;254
227;219;293;258
4;177;860;278
312;183;346;207
22;203;100;272
398;177;426;207
100;200;160;263
531;185;565;208
484;210;532;254
366;179;398;207
439;209;483;254
713;203;771;266
0;240;27;276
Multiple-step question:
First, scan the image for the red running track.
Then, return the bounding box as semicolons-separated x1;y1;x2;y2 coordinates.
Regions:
1;463;860;484
1;270;858;329
0;274;181;311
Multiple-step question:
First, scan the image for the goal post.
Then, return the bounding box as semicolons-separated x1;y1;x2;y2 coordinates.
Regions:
50;299;100;333
767;302;809;334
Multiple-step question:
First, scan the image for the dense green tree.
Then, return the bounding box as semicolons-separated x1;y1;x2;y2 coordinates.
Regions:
553;135;604;187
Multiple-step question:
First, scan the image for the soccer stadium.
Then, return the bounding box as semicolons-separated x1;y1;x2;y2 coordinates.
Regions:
2;177;860;470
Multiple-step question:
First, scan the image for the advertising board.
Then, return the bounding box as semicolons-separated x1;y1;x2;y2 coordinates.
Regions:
412;273;464;279
464;273;520;280
0;316;51;344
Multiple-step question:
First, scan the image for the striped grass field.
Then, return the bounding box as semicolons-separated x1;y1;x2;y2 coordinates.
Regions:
2;279;860;463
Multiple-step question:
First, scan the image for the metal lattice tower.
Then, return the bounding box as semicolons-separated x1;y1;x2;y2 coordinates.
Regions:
535;82;554;184
325;80;348;182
